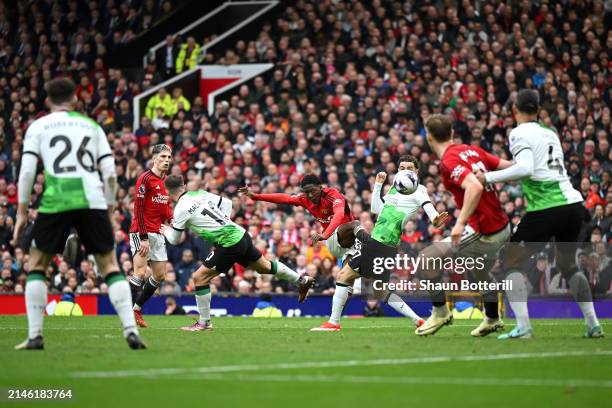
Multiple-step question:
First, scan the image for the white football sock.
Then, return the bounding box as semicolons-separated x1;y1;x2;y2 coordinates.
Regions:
329;284;350;324
506;271;531;330
273;261;301;283
107;275;139;338
568;272;600;329
577;303;600;329
25;275;47;339
385;292;420;322
195;286;212;324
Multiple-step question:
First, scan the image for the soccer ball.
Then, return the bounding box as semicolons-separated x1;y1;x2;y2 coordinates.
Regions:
393;170;419;195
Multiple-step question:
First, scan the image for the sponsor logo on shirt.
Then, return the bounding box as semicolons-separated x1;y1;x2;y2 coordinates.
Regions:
151;194;169;204
316;215;333;224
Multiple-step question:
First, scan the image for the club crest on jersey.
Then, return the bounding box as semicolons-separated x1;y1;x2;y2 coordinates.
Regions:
451;165;466;182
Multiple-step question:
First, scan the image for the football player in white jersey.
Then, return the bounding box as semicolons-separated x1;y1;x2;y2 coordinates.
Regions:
13;78;145;350
161;175;314;331
311;155;449;332
476;89;603;339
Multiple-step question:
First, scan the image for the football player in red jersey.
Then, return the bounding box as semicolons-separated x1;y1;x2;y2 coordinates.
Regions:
128;144;173;328
417;114;514;337
239;174;357;260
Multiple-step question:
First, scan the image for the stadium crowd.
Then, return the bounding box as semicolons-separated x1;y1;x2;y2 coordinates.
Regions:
0;0;611;297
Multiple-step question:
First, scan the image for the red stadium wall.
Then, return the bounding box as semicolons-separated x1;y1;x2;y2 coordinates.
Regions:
0;295;98;315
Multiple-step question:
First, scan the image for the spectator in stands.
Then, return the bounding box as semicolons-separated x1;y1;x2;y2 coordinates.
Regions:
168;87;191;117
145;87;172;119
157;35;177;79
165;297;186;315
174;249;198;289
176;36;200;73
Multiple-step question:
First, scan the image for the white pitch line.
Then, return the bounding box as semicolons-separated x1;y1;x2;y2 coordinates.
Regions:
178;373;612;388
72;350;612;379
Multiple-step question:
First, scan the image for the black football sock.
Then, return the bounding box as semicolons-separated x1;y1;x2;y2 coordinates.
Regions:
128;275;143;305
135;276;162;309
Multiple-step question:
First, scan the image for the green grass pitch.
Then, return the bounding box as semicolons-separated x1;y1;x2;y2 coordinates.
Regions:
0;316;610;407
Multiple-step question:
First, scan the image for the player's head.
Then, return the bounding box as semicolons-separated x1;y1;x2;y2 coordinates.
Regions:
398;154;419;174
45;78;77;108
151;144;172;173
164;175;185;201
514;89;540;118
425;114;453;148
300;173;323;204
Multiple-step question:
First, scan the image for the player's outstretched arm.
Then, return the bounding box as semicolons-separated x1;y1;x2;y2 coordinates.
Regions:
482;149;534;185
238;186;303;206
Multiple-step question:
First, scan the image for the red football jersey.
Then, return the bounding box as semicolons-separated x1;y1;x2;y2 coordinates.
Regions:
252;187;354;238
130;170;173;237
440;144;508;235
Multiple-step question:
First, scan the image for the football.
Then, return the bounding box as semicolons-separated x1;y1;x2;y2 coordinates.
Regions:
393;170;419;195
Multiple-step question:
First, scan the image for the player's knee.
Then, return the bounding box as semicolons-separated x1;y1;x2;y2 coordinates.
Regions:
94;251;118;275
196;267;217;285
337;266;356;284
28;248;54;271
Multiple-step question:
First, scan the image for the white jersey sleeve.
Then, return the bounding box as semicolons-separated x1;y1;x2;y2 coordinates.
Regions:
508;127;532;157
413;184;439;222
171;199;191;231
23;120;42;157
371;182;385;214
95;125;113;163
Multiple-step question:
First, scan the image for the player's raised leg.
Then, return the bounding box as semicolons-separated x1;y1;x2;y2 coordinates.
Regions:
249;255;315;302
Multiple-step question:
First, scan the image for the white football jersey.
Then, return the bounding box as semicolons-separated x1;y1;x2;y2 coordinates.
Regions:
23;111;112;213
172;190;245;247
371;184;432;246
508;122;582;212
